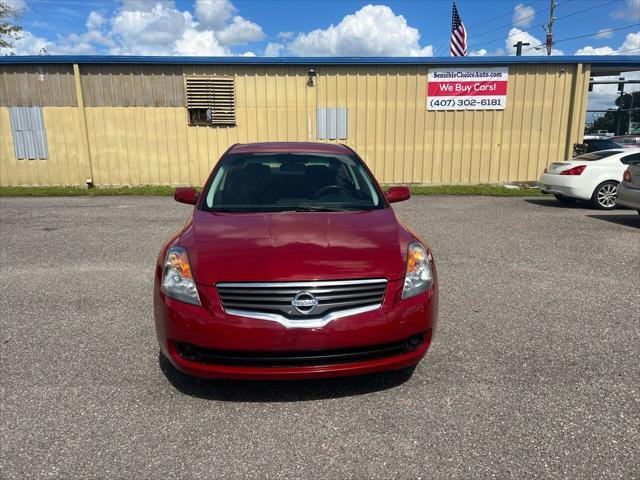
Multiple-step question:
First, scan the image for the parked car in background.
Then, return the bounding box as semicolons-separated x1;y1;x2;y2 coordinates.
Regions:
616;163;640;214
575;135;622;155
612;135;640;149
593;130;615;137
154;142;438;380
539;148;640;209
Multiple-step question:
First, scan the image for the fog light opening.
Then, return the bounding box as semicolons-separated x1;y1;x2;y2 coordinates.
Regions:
407;334;423;351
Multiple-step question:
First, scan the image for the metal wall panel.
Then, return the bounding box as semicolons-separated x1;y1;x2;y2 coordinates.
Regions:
0;64;77;107
80;64;185;107
0;62;590;186
8;107;48;159
317;107;348;139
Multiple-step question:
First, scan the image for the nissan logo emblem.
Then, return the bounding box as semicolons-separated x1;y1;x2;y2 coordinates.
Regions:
291;291;319;315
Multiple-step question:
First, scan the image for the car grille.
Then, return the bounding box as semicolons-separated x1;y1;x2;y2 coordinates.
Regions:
216;278;387;319
174;334;424;367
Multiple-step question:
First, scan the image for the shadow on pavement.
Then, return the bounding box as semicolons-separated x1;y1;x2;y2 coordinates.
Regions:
587;214;640;228
158;353;415;402
524;198;595;209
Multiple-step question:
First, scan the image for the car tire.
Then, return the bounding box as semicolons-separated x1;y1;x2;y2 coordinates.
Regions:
553;194;577;203
590;181;618;210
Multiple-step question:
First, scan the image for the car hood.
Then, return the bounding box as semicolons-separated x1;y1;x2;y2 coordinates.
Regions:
180;208;410;284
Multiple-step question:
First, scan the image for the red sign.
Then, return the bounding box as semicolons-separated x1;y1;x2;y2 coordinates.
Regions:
427;80;508;97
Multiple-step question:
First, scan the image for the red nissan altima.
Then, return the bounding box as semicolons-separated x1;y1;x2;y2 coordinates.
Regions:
154;142;438;380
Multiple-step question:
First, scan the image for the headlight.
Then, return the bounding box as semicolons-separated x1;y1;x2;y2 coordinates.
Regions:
402;242;433;299
161;247;201;305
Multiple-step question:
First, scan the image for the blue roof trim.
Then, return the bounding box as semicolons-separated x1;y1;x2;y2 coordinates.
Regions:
0;55;638;66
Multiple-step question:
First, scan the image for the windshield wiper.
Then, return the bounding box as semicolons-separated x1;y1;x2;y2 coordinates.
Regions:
293;206;357;212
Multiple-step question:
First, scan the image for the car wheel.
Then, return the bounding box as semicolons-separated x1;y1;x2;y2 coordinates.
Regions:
553;194;577;203
590;181;618;210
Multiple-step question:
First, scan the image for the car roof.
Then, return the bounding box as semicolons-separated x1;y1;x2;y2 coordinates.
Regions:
581;148;638;156
583;136;616;140
228;142;353;155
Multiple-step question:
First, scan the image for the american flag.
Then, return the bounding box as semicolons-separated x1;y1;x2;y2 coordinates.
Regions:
450;2;467;57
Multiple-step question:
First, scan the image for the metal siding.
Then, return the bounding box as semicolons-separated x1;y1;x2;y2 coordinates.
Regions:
0;64;76;107
80;64;185;107
0;62;591;186
316;107;349;140
1;107;84;185
8;107;49;159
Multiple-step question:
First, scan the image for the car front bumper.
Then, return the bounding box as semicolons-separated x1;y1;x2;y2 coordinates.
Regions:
616;182;640;210
154;278;438;380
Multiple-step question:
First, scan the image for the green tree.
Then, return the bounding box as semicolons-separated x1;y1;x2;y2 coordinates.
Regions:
0;1;22;53
592;91;640;135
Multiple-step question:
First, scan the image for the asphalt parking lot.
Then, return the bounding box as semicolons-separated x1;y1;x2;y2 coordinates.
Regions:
1;195;638;479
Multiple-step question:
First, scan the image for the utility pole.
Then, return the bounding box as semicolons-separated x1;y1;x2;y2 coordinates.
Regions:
545;0;556;56
513;41;530;56
616;77;625;136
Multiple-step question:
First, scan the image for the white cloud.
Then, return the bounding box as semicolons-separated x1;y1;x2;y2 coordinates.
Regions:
575;31;640;55
512;3;535;28
620;31;640;53
0;30;52;55
276;31;294;40
264;42;285;56
111;3;195;54
288;5;433;56
611;0;640;20
175;29;227;55
195;0;236;29
505;27;563;55
86;11;105;31
469;48;488;56
2;0;266;56
215;15;264;45
574;45;616;56
4;0;26;14
594;28;614;39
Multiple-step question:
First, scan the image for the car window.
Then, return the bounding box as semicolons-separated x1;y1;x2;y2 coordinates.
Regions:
202;153;383;212
586;140;621;152
620;152;640;165
614;137;640;146
574;150;623;161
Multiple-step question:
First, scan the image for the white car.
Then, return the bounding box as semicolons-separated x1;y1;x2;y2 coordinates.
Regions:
539;148;640;209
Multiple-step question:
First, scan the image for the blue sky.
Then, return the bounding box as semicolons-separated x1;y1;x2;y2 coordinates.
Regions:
6;0;639;57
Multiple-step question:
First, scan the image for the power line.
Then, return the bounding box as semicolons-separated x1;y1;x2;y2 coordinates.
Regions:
466;0;542;29
471;0;623;52
606;47;640;55
470;4;551;40
514;22;640;55
554;23;639;43
555;0;620;21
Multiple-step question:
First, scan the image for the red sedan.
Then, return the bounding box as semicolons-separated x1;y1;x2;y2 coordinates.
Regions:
154;142;438;380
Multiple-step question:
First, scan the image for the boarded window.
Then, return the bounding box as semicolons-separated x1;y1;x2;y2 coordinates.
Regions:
185;76;236;126
8;107;49;160
317;107;348;140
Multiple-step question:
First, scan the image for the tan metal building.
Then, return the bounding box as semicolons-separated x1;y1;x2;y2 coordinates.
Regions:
0;55;637;187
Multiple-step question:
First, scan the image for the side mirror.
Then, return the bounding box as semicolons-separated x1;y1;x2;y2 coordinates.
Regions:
386;186;411;203
174;187;198;205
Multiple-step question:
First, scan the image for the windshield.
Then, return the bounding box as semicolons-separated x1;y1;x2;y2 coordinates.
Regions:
574;150;622;161
202;153;383;212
